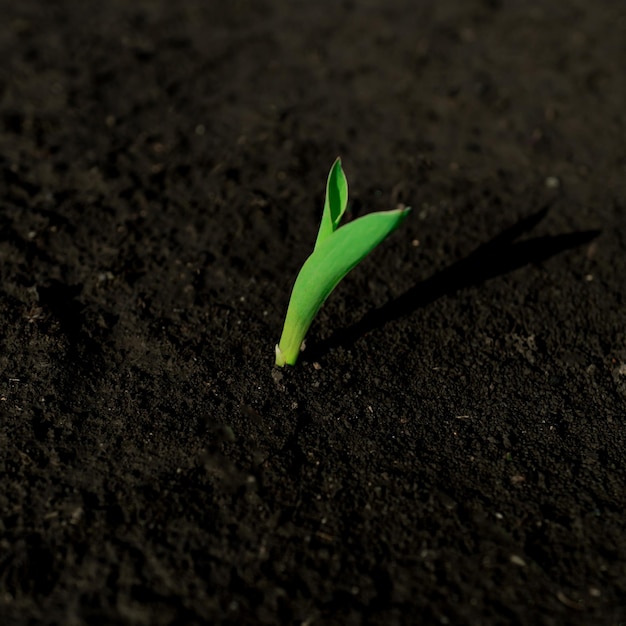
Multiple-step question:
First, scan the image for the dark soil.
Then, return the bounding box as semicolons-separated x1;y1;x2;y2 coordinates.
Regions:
1;1;625;624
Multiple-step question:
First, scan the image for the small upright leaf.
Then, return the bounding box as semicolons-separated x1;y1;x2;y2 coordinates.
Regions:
315;157;348;249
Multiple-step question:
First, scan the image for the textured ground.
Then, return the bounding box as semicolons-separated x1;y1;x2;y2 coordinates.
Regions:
1;1;625;624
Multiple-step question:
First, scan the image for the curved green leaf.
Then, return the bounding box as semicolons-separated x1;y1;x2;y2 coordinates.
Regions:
276;207;411;366
315;157;348;249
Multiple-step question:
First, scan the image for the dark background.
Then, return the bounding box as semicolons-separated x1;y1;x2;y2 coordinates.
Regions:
1;1;625;624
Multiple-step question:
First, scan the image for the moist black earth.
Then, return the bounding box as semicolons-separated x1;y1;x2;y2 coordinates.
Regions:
1;1;625;625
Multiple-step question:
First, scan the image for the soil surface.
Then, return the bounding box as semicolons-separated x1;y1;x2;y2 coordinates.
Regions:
1;1;625;624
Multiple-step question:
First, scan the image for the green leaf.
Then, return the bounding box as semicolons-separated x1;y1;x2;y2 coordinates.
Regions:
315;157;348;249
276;207;411;366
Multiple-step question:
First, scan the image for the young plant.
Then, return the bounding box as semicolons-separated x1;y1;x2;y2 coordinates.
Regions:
275;158;411;366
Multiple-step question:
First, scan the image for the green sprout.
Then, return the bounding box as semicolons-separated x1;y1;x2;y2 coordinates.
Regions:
275;158;411;367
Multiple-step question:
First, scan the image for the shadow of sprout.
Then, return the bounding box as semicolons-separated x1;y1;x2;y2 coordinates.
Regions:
307;207;600;361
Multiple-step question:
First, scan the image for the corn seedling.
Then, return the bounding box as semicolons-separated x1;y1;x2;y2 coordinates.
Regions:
275;158;410;366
